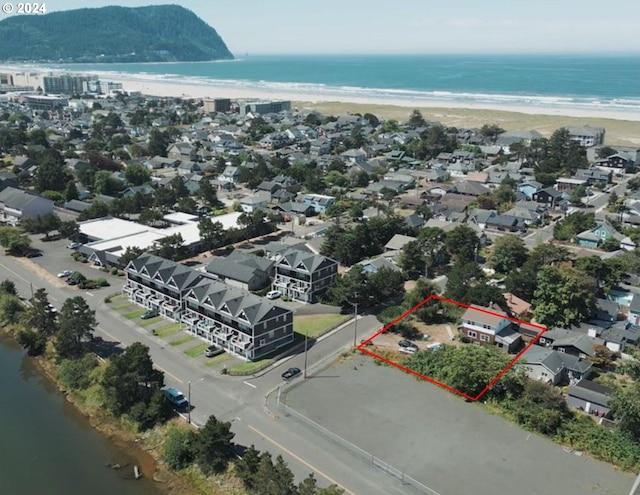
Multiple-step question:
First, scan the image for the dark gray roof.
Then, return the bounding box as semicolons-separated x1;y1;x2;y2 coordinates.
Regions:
521;346;593;375
206;251;273;284
567;379;612;407
0;186;52;210
276;248;337;274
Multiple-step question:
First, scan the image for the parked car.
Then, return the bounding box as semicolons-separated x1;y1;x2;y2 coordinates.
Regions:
164;387;188;409
67;242;82;249
204;344;224;358
398;340;418;350
360;339;374;347
140;309;159;320
398;346;417;355
266;290;282;300
57;270;72;278
281;367;301;381
25;250;42;258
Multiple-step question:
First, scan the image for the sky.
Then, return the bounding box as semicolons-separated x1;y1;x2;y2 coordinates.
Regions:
1;0;639;55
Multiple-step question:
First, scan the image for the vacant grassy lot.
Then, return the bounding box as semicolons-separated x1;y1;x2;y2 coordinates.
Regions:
155;323;181;337
139;316;163;327
123;309;145;320
228;358;272;375
294;314;350;338
169;335;194;346
204;353;232;367
112;301;134;311
108;294;127;303
184;343;209;358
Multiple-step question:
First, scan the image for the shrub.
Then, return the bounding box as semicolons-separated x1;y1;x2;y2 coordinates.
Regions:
96;278;109;287
163;427;198;470
57;355;98;390
100;266;109;272
110;267;119;275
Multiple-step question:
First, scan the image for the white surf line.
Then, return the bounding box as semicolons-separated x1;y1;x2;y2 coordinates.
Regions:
243;380;257;389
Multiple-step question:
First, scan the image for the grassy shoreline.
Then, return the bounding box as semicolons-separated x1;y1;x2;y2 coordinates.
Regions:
297;100;640;147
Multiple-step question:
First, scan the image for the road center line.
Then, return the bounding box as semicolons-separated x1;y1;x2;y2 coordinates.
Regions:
247;424;355;495
85;291;94;297
153;363;184;384
243;380;257;389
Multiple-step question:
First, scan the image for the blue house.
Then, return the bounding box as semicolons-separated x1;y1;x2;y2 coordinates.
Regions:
517;180;543;200
577;220;636;251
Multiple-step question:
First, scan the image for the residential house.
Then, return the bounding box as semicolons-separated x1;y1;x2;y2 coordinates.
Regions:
124;253;293;361
205;251;274;291
240;196;268;213
63;199;92;213
271;248;338;303
566;379;613;417
596;153;636;172
519;346;592;385
501;206;544;226
532;187;568;209
503;293;532;319
450;181;491;197
122;184;155;198
384;234;417;254
272;201;315;219
567;126;605;147
574;168;612;186
309;138;332;156
628;294;640;325
218;166;241;186
0;187;54;225
357;256;402;275
341;148;367;164
459;305;522;353
302;194;335;214
556;177;587;193
485;214;526;232
577;220;636;251
548;332;604;359
167;142;197;162
0;170;18;191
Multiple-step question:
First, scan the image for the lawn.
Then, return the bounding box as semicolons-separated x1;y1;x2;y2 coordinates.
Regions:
139;316;163;327
204;353;232;367
293;313;350;338
184;343;209;358
155;323;181;337
229;358;272;375
109;294;127;303
123;309;145;320
112;302;134;310
169;335;194;346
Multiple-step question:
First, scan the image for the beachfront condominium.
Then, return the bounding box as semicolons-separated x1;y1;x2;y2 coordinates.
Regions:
124;253;294;360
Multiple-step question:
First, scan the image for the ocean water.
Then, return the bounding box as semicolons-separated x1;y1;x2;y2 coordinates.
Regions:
48;54;640;114
0;335;160;495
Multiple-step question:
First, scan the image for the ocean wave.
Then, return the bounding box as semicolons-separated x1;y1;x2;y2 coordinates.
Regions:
8;64;640;113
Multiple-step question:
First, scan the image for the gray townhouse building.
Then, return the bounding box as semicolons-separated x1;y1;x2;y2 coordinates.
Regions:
124;254;294;360
271;248;338;303
0;186;54;226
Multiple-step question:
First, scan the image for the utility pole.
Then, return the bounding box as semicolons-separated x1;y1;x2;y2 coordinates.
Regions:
353;302;358;347
187;381;191;424
303;330;308;379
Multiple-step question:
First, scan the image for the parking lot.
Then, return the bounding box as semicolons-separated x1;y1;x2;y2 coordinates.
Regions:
284;355;634;495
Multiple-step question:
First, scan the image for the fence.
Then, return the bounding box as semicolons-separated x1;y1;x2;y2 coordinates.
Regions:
277;399;441;495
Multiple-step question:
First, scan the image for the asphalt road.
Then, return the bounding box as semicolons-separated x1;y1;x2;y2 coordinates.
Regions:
285;355;636;495
0;242;407;495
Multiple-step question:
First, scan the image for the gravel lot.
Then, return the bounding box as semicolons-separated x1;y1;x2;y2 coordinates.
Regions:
285;355;634;495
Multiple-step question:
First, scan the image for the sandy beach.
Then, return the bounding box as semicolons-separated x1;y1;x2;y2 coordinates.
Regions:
100;74;640;146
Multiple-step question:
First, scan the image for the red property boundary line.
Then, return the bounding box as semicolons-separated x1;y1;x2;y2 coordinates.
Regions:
357;295;547;401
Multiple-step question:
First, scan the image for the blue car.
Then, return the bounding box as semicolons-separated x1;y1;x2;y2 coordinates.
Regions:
164;387;188;408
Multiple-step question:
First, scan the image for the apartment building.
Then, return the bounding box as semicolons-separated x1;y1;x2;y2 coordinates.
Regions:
124;254;294;360
272;248;338;303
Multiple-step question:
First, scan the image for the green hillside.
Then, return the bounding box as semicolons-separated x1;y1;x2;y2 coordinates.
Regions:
0;4;234;63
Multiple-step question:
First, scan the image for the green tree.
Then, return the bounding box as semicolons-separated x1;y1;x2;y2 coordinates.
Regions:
93;170;122;196
0;294;23;324
408;109;426;128
553;212;596;241
59;220;79;240
608;384;640;440
34;150;66;192
513;381;572;435
21;213;61;239
152;233;185;261
27;288;57;337
102;342;165;416
198;217;225;251
0;226;31;255
163;426;198;470
234;445;262;490
78;200;110;221
198;178;218;207
488;235;528;273
148;128;170;157
170;175;189;199
445;225;479;264
65;181;79;201
118;246;144;267
195;415;235;475
445;262;483;302
55;296;97;360
124;162;151;186
533;266;597;327
0;279;17;296
479;124;505;144
596;146;617;159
